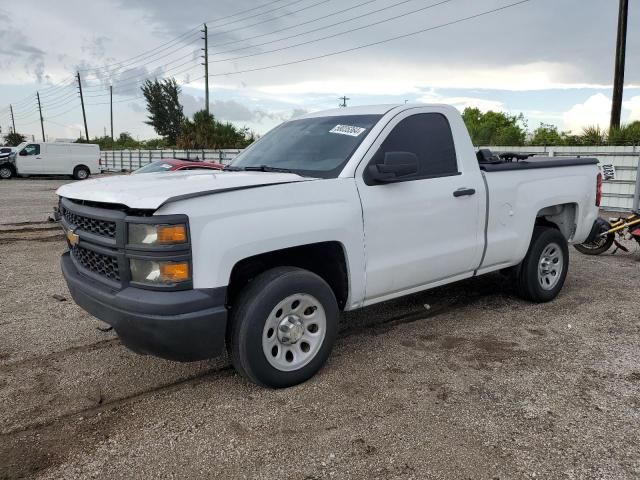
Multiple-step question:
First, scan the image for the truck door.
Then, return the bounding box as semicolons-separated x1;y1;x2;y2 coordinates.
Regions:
15;143;43;174
356;109;484;303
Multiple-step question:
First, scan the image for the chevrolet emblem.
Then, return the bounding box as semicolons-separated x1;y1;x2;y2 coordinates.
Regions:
65;228;80;246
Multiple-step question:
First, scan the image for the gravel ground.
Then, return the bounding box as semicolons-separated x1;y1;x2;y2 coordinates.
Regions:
0;178;639;480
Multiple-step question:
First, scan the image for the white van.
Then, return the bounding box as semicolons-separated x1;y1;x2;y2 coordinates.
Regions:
0;142;100;180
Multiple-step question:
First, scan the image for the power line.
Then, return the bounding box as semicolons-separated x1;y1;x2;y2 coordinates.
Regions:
43;104;81;120
208;0;455;64
206;0;308;30
0;0;295;110
86;75;206;106
83;62;203;99
83;54;201;93
78;31;202;79
76;0;303;76
207;0;531;78
76;0;445;99
207;0;330;42
207;0;380;51
40;90;80;109
79;50;201;94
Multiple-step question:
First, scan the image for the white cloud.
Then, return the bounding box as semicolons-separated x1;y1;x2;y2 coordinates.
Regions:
417;89;504;112
562;93;611;133
624;96;640;123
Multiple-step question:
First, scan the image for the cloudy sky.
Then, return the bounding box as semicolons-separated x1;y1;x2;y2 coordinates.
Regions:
0;0;638;141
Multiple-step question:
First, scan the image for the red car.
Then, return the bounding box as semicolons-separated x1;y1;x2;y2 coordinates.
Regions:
131;158;224;174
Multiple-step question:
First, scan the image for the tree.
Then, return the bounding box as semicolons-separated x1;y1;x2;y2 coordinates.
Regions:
73;132;169;150
4;132;26;146
580;126;606;146
177;110;255;149
141;78;184;144
530;123;565;146
609;121;640;145
461;108;526;146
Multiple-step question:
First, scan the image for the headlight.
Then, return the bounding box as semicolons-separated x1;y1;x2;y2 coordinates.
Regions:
130;259;190;285
128;223;187;246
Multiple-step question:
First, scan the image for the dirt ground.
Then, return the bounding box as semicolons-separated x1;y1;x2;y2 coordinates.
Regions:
0;178;639;480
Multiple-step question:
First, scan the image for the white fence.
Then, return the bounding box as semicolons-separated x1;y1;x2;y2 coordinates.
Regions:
101;149;242;171
101;146;640;212
486;146;640;212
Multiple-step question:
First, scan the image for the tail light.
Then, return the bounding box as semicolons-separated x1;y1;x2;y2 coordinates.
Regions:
595;172;602;207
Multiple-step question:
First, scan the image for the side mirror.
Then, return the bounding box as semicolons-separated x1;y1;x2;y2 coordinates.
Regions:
368;151;418;183
19;149;27;156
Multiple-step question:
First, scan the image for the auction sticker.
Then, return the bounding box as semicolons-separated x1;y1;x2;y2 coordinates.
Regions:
329;125;366;137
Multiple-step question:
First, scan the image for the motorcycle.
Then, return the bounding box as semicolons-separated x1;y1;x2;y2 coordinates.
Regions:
574;212;640;255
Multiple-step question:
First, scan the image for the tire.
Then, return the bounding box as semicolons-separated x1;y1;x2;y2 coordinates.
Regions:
573;234;614;256
73;166;90;180
229;266;339;388
515;226;569;303
0;165;13;179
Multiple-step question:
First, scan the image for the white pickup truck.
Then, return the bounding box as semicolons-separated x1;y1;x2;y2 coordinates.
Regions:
56;104;601;388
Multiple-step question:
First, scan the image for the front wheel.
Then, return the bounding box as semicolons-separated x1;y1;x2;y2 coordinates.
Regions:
229;267;339;388
573;234;614;256
0;165;13;179
515;226;569;303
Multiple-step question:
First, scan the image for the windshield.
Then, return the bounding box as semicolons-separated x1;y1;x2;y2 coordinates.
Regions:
132;161;176;174
230;114;381;178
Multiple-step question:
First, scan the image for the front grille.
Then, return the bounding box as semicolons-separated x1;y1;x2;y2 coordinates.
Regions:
72;246;120;282
61;204;116;238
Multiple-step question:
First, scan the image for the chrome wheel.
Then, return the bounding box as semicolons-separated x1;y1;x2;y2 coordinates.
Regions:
538;242;563;290
262;293;326;372
0;167;12;179
76;168;88;179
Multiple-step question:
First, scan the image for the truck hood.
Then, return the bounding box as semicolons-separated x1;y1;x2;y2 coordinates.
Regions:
56;170;311;210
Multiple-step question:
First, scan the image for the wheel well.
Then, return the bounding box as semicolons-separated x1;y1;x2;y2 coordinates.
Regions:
535;203;578;240
74;164;89;172
227;242;349;310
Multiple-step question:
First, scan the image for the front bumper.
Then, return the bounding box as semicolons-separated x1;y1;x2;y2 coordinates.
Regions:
62;252;227;362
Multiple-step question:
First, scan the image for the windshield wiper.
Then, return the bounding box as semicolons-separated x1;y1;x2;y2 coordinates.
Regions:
243;165;294;174
222;165;244;171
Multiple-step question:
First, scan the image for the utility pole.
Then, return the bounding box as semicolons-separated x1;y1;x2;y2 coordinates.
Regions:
610;0;629;131
36;92;45;141
9;104;16;133
339;96;350;108
77;71;89;141
202;23;210;113
110;85;114;141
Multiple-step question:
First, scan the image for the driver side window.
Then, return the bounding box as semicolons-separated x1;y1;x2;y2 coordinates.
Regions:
22;144;40;156
372;113;459;181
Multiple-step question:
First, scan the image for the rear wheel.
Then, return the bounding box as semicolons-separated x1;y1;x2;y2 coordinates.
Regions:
229;266;339;388
0;165;13;179
73;166;90;180
515;226;569;303
573;234;614;255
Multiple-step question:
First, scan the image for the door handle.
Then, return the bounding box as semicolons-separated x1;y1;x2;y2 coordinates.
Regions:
453;187;476;197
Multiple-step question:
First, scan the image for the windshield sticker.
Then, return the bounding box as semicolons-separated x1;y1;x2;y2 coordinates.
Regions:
329;125;366;137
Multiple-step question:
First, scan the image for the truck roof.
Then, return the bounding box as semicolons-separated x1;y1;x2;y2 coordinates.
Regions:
297;103;457;119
